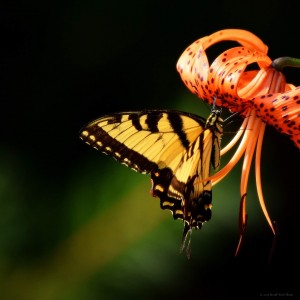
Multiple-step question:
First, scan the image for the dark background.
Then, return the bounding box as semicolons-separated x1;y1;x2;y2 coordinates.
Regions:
1;1;299;299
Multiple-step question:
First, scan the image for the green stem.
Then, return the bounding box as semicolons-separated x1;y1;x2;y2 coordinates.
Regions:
272;56;300;71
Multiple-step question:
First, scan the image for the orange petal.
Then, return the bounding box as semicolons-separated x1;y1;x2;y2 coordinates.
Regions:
209;48;271;110
177;38;210;100
235;193;248;256
197;29;268;53
255;122;275;234
253;86;300;149
177;30;271;110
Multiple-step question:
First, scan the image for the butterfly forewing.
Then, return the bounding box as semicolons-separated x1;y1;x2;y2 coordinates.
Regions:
80;111;205;172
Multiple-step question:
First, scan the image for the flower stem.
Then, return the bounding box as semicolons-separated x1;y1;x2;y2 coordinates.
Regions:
272;56;300;71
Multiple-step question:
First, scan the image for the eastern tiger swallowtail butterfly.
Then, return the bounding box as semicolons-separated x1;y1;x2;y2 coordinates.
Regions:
79;108;223;257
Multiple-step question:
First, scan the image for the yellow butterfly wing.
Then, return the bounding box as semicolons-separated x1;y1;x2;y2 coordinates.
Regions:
79;109;223;238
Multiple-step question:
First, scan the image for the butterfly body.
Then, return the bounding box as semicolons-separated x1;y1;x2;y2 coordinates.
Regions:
80;109;223;253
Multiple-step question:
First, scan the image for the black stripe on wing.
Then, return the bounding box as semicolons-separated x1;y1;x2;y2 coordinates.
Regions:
150;166;213;228
80;122;157;173
167;113;190;149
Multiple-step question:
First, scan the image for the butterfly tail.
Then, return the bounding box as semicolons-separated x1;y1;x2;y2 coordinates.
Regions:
180;222;193;259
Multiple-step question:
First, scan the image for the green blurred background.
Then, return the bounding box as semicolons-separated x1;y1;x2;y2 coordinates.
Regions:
1;1;299;299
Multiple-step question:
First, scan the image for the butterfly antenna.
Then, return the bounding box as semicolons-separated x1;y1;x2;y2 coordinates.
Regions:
222;104;252;129
223;111;242;126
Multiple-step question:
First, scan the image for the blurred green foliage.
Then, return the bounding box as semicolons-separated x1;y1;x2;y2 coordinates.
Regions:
1;0;299;299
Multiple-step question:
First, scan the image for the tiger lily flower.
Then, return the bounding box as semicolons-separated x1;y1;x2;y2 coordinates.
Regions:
177;29;300;254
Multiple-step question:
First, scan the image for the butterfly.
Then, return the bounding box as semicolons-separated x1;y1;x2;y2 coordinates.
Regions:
79;108;223;257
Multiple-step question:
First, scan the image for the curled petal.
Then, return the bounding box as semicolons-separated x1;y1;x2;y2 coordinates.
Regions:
177;38;209;100
202;29;268;53
177;29;271;110
209;48;272;110
238;68;273;99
